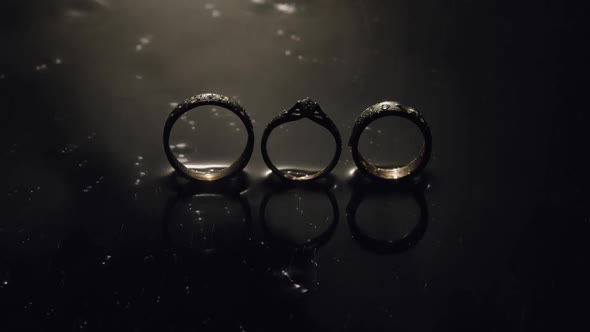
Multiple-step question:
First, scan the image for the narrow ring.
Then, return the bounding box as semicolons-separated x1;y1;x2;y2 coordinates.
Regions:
261;98;342;181
163;93;254;182
349;101;432;181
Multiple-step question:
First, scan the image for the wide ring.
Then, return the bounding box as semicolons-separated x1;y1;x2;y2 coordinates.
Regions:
349;101;432;181
261;98;342;181
163;93;254;182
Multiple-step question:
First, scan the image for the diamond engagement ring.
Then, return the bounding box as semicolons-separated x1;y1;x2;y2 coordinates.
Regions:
261;98;342;181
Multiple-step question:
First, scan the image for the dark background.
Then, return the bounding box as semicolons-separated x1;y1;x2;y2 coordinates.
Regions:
1;0;588;331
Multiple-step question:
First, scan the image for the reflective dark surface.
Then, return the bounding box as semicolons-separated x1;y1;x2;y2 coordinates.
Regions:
1;1;588;331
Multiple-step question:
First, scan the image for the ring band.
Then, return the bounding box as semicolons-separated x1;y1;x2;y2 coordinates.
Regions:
163;93;254;182
261;98;342;181
349;101;432;181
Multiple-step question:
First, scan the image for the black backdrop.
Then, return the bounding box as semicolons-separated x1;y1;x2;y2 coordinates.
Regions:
1;1;588;331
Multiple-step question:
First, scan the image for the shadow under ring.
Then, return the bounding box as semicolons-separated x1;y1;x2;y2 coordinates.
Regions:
161;189;253;253
261;98;342;181
349;101;432;182
346;189;428;254
163;93;254;182
260;185;339;251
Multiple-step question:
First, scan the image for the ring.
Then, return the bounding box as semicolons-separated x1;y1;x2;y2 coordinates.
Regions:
349;101;432;181
163;93;254;182
261;98;342;181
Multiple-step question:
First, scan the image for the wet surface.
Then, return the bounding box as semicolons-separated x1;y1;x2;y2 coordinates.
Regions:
1;0;589;331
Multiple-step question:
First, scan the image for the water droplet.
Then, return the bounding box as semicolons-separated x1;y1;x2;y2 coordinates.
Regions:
275;3;296;14
64;9;85;18
284;50;292;56
54;58;62;65
211;9;221;18
135;75;143;80
144;255;155;264
60;144;79;154
139;35;152;45
276;29;285;36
